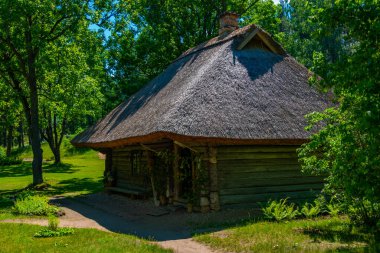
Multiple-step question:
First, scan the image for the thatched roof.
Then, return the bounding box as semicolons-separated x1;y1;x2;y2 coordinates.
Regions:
72;24;332;148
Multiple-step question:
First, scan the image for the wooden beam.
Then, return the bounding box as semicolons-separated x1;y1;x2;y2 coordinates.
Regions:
173;140;199;153
256;32;279;54
173;143;180;201
140;143;158;154
208;146;220;211
237;28;259;50
146;151;160;206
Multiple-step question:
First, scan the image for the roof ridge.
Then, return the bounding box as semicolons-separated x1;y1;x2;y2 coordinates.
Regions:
173;24;258;63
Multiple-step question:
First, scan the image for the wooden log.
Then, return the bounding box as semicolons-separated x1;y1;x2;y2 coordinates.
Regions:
220;176;325;189
105;150;112;173
219;164;301;174
218;158;299;166
147;151;159;206
220;183;324;196
217;146;299;153
208;146;219;211
220;190;319;205
173;143;180;201
219;170;306;180
217;152;298;160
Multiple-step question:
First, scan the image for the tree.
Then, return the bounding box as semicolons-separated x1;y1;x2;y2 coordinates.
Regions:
104;0;281;109
298;0;380;226
0;82;23;156
0;0;87;184
39;27;104;164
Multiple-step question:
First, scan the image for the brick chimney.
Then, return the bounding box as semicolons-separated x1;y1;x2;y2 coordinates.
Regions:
219;12;239;36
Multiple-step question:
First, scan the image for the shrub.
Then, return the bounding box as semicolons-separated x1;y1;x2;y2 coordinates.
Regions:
0;146;5;158
326;202;343;217
0;146;22;166
348;199;380;228
34;227;74;238
13;195;59;216
301;202;321;218
48;214;59;231
262;198;299;221
0;157;22;166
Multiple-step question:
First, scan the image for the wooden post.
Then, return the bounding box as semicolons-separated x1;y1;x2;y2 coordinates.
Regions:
147;151;160;206
173;143;180;201
105;150;112;173
209;146;220;211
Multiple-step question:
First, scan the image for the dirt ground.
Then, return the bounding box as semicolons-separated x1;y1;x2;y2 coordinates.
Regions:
2;192;258;253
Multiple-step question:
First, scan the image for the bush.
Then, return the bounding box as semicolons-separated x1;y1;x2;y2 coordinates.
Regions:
0;156;22;166
34;227;74;238
348;199;380;229
48;214;59;231
13;195;59;216
34;214;74;238
301;202;321;218
326;202;343;217
0;146;22;165
262;198;299;221
0;146;5;158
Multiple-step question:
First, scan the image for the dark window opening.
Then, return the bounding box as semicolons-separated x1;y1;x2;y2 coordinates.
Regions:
131;151;143;176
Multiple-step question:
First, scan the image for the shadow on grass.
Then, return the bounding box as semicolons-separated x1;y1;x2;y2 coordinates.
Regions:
64;146;91;157
49;177;103;196
300;219;380;251
44;163;80;174
0;162;80;178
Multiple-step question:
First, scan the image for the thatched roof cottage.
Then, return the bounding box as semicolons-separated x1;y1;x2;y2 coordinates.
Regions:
72;13;331;212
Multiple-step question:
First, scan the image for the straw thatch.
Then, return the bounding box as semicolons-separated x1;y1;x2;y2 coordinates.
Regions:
72;24;332;148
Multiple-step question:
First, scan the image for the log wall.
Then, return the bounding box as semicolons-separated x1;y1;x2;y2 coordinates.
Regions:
217;145;324;208
111;140;172;192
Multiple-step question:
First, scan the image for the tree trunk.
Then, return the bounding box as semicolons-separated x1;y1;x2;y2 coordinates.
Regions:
52;146;61;164
26;17;43;185
6;126;13;156
18;121;24;148
29;84;43;185
41;111;65;164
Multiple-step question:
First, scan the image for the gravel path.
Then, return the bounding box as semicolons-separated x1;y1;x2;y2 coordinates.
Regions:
2;193;256;253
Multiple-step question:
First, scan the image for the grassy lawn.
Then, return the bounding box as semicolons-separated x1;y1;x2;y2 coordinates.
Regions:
0;141;104;220
194;216;379;253
0;142;104;197
0;223;170;253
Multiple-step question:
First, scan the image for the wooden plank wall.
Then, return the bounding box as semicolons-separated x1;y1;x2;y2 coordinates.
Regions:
112;140;172;191
217;145;324;208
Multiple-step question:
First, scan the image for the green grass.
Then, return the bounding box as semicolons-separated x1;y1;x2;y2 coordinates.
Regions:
0;141;104;219
194;217;380;252
0;145;104;197
0;223;171;253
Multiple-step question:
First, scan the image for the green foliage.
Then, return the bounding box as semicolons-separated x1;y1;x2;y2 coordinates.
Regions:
0;153;22;166
262;198;299;221
0;146;5;158
13;195;59;216
0;157;23;166
34;227;74;238
301;202;321;218
348;200;380;229
48;214;59;231
297;0;380;228
104;0;283;110
326;202;343;217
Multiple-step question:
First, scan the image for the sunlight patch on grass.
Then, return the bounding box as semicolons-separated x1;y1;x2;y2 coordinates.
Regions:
0;149;104;197
194;217;379;252
0;223;171;253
